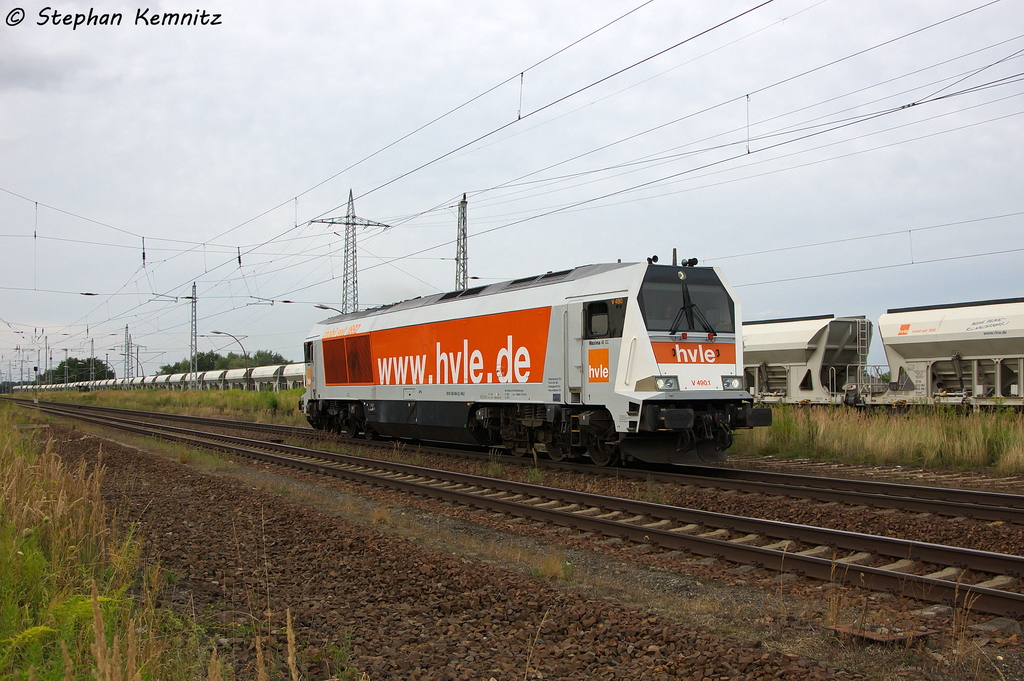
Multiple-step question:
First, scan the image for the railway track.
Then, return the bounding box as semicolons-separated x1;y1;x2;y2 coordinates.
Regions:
18;398;1024;618
16;399;1024;525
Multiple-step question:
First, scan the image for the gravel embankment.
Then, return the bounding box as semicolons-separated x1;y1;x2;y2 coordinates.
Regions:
56;428;868;680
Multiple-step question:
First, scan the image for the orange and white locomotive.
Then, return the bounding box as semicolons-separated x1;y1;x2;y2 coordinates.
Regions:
301;261;771;465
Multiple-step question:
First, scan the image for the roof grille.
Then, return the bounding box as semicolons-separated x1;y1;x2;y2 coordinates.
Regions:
439;285;488;302
504;276;540;289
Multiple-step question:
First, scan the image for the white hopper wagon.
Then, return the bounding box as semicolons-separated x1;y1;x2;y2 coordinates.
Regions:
743;315;872;405
251;365;284;391
282;363;305;390
878;298;1024;407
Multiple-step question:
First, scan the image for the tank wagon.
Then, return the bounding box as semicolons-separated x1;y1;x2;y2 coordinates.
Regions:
301;262;772;465
742;297;1024;408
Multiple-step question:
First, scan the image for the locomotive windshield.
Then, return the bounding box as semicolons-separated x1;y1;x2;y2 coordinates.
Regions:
638;266;735;334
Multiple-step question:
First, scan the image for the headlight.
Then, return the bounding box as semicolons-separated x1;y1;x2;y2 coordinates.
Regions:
721;375;743;390
654;376;679;391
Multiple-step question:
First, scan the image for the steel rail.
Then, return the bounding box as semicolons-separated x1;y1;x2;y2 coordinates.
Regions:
2;398;310;439
17;398;1024;524
663;463;1024;512
25;401;1024;618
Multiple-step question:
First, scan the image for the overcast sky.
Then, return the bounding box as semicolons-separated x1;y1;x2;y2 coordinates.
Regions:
2;0;1022;377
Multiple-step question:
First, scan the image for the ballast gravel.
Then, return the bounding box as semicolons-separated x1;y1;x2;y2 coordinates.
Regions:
55;430;867;681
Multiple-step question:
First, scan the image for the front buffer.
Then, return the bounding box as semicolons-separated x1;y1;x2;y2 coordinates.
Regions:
618;396;772;464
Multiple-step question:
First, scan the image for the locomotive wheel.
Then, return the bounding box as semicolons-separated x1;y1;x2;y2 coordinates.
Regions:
587;444;619;467
362;426;379;441
337;420;359;439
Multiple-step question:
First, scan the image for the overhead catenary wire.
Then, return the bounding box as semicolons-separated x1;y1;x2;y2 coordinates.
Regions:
339;1;777;209
12;1;1019;360
328;9;1023;240
453;6;1016;211
143;1;780;325
10;1;1002;283
285;72;1024;296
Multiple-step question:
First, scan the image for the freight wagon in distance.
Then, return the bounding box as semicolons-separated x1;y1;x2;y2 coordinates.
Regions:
742;297;1024;408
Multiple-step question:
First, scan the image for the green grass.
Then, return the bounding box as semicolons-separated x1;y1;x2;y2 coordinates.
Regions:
0;402;208;679
732;404;1024;472
33;387;308;427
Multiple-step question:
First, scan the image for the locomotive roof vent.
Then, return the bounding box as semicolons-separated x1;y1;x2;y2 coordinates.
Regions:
504;275;542;289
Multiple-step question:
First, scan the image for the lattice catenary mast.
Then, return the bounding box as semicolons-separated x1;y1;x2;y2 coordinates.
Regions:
455;193;468;291
310;190;391;314
189;283;198;390
123;325;131;380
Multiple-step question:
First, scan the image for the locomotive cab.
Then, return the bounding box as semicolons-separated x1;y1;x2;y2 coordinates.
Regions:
609;264;771;463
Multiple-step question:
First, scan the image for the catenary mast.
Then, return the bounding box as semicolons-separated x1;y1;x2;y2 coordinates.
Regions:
310;190;392;314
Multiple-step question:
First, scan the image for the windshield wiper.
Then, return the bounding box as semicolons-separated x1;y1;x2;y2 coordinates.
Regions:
668;306;687;335
690;302;716;336
667;283;716;336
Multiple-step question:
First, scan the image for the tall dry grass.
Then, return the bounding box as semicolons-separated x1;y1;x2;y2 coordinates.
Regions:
733;405;1024;472
0;403;206;679
1;402;371;680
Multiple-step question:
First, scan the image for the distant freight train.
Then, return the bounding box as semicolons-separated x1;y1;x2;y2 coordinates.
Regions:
300;261;772;465
744;297;1024;408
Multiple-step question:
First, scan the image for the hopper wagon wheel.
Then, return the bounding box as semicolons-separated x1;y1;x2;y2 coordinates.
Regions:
362;426;379;441
587;443;619;467
546;442;569;462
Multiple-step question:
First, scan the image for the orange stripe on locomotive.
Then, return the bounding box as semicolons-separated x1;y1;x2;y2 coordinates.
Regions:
322;307;552;386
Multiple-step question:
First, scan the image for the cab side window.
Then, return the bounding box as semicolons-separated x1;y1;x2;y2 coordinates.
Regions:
584;299;626;339
588;302;609;337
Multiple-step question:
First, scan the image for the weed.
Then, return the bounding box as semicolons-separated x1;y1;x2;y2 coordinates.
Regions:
527;467;546;485
530;551;574;581
371;506;393;525
825;553;849;628
318;630;369;681
950;579;982;663
640;477;665;505
523;606;552;681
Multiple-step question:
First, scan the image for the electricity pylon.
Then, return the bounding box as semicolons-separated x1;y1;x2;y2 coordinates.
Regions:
311;190;391;313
